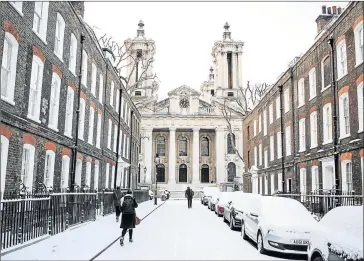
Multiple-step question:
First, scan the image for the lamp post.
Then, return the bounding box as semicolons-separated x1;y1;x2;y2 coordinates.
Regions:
144;166;147;184
154;153;159;205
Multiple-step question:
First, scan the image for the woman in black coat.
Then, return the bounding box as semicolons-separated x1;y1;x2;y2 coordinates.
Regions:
119;189;138;246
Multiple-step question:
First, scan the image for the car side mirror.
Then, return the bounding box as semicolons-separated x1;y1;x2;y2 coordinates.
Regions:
250;212;259;217
228;201;232;205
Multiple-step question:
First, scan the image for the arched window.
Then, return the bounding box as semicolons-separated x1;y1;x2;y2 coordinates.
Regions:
179;164;187;183
201;137;209;156
156;136;165;156
227;162;236;182
201;164;209;183
156;164;165;183
227;133;235;154
179;136;187;156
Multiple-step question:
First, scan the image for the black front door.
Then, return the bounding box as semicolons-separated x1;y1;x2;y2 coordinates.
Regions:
179;164;187;183
201;165;209;183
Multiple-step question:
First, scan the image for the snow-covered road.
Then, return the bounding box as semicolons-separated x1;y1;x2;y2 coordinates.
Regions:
96;200;307;260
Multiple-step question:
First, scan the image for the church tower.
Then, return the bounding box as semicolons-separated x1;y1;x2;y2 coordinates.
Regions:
211;22;244;98
200;66;216;103
124;20;158;108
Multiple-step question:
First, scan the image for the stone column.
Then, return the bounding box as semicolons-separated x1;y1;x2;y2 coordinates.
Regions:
223;52;228;88
219;53;224;87
192;127;200;184
232;52;237;89
215;127;225;184
168;127;176;184
238;52;243;87
143;127;153;184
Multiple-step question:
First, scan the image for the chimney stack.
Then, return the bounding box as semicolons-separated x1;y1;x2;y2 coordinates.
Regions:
332;6;337;14
322;5;327;14
327;7;332;14
71;2;85;18
338;7;342;14
316;5;335;34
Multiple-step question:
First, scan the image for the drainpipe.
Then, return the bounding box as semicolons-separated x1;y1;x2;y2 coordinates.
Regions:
70;34;86;192
114;85;123;189
102;61;109;189
290;67;298;193
128;110;134;188
278;85;285;193
328;36;340;191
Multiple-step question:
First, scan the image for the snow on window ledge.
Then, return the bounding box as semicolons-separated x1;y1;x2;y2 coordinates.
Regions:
32;29;48;45
27;114;41;124
1;96;15;106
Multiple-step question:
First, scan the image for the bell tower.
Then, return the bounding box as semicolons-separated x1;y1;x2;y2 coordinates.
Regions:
212;22;244;98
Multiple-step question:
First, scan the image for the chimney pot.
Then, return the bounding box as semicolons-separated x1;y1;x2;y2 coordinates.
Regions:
338;7;342;14
332;6;337;14
322;5;327;14
327;7;332;14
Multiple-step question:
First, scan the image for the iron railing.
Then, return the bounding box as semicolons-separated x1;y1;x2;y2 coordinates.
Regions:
274;192;363;217
0;190;149;250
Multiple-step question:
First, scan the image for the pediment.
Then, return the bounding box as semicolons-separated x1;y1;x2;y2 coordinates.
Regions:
167;85;201;97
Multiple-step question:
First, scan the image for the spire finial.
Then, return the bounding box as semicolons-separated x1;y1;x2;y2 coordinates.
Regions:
223;22;231;40
137;20;145;38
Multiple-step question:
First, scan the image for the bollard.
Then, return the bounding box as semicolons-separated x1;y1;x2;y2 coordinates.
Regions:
81;209;84;223
65;211;69;230
48;215;52;235
17;225;22;244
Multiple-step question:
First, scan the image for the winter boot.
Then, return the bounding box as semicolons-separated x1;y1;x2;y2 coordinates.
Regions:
120;237;124;246
116;216;119;222
129;238;133;243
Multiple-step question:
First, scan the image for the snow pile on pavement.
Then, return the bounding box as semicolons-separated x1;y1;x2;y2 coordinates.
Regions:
2;200;163;260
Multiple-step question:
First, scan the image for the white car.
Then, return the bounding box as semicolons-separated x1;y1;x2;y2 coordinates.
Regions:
215;192;236;217
223;192;261;230
208;193;220;211
308;206;363;261
201;187;220;205
241;196;317;255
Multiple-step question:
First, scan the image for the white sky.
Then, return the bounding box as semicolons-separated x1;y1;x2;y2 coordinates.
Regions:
84;1;348;100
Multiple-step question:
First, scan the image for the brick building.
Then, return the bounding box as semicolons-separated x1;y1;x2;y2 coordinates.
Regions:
242;2;363;195
0;1;141;199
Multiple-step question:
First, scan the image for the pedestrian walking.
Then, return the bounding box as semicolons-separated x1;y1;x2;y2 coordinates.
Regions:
120;189;138;246
112;186;123;222
185;187;194;209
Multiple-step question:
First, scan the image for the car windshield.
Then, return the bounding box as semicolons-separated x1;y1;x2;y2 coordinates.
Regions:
203;188;220;196
218;192;235;204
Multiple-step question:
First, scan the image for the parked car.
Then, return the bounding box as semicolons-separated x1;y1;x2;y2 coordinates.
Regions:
241;196;317;255
201;187;220;205
149;190;154;200
224;192;261;230
208;193;220;211
308;206;363;261
215;192;236;217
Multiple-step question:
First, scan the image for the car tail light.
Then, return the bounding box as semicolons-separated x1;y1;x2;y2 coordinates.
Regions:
218;206;224;213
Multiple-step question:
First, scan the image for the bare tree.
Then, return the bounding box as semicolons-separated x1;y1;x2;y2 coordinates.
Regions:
98;34;160;109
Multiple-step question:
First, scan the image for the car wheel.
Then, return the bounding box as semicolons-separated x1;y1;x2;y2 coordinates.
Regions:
241;223;248;240
313;254;324;261
257;232;266;254
208;204;210;210
229;216;235;230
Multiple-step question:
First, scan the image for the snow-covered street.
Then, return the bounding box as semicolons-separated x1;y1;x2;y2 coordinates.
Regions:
2;200;307;260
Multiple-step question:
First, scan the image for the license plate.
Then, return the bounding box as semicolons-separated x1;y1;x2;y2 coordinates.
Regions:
292;239;309;245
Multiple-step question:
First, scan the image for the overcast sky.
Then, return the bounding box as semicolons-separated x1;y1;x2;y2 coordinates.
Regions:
84;1;348;100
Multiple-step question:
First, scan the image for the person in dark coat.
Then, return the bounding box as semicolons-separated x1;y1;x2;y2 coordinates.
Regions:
120;189;138;246
112;187;123;222
185;187;194;209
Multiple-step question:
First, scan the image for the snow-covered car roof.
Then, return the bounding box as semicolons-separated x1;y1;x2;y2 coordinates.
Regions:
202;187;220;196
217;192;236;204
232;193;261;212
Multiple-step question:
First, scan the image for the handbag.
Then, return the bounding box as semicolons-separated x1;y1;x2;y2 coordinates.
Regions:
135;216;141;225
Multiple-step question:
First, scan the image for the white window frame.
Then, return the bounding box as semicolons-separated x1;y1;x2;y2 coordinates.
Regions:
1;136;10;199
269;103;273;124
69;33;77;75
44;150;55;188
111;165;115;189
60;155;70;190
75;159;82;186
258;113;262;133
259;176;263;195
284;88;290;113
105;162;110;189
27;55;44;123
277;173;282;192
285;126;291;156
323;103;333;144
113;124;117;152
253;120;257;137
270;135;274;161
264;148;268;168
309;68;316;100
276;132;282;159
81;50;88;87
88;107;95;144
85;161;91;189
321;55;331;91
310;111;318;148
311;166;319;193
91;63;97;96
254;146;257;166
94;162;99;191
358;82;363;133
1;32;18;105
258;143;262;166
115;88;120;113
54;13;65;60
270;174;275;194
264;175;268;195
64;86;74;138
21;144;35;192
9;1;23;15
341;160;353;193
99;74;104;104
339;93;350;139
107;119;112;149
276;96;281;119
300;168;307;198
78;98;86;140
96;112;102;148
48;73;61;131
32;1;49;43
118;130;122;155
298;78;305;107
299;118;306;152
354;21;363;66
110;81;114;107
263;109;267;135
336;40;348;80
120;96;124;119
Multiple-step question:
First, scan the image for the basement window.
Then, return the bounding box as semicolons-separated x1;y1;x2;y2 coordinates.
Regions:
227;92;234;97
135;91;141;96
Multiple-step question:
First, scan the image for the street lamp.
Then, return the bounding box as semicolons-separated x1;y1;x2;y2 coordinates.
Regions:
154;153;160;205
143;166;147;183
